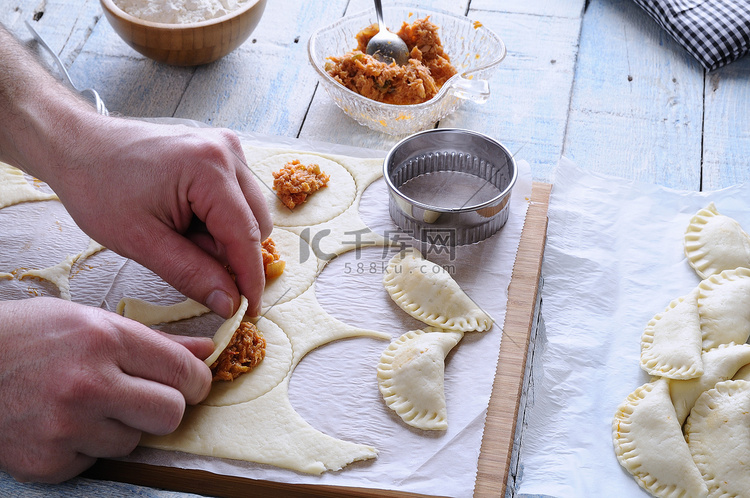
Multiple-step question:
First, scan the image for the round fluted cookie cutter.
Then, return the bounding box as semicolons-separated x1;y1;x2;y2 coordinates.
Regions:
384;128;517;246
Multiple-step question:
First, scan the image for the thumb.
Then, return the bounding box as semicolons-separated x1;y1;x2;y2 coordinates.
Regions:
131;224;240;319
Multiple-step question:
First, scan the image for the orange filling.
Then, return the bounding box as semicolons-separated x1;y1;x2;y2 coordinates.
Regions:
325;17;457;105
272;159;330;210
210;321;266;382
261;237;285;279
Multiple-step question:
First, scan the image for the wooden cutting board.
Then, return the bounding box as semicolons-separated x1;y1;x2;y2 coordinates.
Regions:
86;182;552;497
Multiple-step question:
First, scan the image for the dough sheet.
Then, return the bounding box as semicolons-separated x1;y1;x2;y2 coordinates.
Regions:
0;129;531;497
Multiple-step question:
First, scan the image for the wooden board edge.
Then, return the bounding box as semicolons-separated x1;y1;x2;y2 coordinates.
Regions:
84;461;437;498
473;182;552;497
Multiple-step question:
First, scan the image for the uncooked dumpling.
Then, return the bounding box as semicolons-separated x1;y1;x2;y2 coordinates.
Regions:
640;288;703;379
697;268;750;350
669;343;750;424
685;380;750;497
612;378;708;498
377;328;463;430
383;248;493;332
685;203;750;279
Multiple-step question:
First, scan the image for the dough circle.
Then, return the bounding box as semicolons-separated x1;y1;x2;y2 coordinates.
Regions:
250;153;356;227
203;315;293;406
262;227;320;308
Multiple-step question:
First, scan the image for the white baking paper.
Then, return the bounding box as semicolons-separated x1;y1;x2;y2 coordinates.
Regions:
514;157;750;498
0;127;532;498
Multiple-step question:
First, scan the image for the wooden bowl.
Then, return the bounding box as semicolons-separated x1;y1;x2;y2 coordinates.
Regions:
100;0;266;66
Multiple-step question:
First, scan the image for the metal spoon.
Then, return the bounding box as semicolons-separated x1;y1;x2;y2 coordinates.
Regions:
25;21;109;116
365;0;409;66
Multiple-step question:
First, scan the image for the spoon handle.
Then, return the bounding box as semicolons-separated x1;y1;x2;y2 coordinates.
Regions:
373;0;386;30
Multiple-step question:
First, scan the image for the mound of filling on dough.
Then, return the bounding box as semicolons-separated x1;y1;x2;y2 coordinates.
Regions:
262;237;285;279
325;17;457;105
272;159;331;210
210;321;266;381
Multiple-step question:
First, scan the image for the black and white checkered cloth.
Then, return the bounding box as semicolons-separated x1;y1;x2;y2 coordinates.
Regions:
633;0;750;71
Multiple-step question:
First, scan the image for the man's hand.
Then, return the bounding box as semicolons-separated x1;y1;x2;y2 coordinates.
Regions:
0;297;214;483
0;25;273;318
43;117;273;318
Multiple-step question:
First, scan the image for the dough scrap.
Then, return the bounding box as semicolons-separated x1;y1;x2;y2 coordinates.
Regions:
117;297;210;326
685;203;750;279
78;238;106;262
143;266;391;473
612;378;708;498
377;328;463;430
640;288;703;379
383;248;493;332
263;284;391;366
697;267;750;350
21;254;76;300
18;239;106;301
669;343;750;425
141;380;378;474
0;161;58;208
685;380;750;497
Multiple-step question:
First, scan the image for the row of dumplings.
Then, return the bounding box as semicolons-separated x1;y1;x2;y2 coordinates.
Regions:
613;203;750;497
379;248;493;431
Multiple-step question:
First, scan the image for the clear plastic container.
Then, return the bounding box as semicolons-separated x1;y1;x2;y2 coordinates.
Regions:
307;4;507;135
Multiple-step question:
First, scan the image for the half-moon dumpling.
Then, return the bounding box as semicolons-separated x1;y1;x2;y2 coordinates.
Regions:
640;287;703;379
612;378;708;498
377;328;463;430
669;343;750;424
685;203;750;279
685;380;750;497
698;267;750;350
383;249;493;332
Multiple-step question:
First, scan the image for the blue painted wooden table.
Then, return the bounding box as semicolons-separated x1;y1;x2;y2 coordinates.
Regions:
1;0;748;496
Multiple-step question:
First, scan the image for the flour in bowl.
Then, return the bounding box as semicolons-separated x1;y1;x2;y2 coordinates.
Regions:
113;0;248;24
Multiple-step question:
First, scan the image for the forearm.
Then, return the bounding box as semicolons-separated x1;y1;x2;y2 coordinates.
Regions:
0;24;102;182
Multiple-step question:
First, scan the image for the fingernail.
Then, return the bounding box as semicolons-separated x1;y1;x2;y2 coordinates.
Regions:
206;290;234;319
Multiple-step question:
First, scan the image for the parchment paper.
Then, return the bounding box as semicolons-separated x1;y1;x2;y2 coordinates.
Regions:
0;127;532;498
514;158;750;497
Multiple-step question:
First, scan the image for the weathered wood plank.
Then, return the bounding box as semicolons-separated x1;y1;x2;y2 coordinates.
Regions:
472;0;584;19
563;0;704;190
701;56;750;190
440;10;580;182
173;0;349;134
69;19;196;118
1;0;102;69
